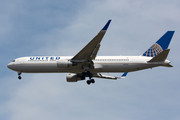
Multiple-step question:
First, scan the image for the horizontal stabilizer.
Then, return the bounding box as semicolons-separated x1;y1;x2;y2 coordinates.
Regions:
164;64;173;67
148;49;170;62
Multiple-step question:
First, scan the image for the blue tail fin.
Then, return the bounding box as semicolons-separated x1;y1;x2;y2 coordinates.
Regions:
142;31;174;57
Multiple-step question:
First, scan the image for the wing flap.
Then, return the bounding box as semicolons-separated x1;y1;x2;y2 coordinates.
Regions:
92;72;128;80
93;73;117;80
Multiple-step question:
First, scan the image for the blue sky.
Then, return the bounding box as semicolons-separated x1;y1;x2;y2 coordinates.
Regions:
1;0;180;120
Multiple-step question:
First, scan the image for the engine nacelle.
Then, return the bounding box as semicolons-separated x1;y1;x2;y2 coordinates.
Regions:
57;59;70;68
66;73;85;82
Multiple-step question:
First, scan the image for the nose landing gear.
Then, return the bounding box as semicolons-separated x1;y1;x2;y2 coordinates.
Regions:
18;72;22;80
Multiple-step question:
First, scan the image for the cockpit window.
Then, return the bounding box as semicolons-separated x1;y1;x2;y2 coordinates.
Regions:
12;60;15;62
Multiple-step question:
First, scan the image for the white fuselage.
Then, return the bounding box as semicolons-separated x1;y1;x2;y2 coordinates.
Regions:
7;56;170;73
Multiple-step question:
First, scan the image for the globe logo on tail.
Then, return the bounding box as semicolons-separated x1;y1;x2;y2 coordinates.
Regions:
143;43;163;57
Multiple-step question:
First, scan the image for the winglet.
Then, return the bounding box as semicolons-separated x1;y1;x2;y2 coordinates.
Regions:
120;72;128;79
102;20;111;30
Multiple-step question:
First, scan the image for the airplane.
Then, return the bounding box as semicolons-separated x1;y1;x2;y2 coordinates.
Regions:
7;20;174;85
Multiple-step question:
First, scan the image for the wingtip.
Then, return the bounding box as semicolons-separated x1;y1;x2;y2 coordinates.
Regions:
102;20;112;30
167;31;175;33
120;72;128;79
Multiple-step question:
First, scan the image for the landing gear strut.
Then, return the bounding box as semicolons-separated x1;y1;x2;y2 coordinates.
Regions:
18;72;22;80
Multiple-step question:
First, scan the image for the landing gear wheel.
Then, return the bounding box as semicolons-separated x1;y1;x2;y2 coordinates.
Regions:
87;80;91;85
86;79;95;85
82;72;86;76
17;72;22;80
91;79;95;83
18;76;22;80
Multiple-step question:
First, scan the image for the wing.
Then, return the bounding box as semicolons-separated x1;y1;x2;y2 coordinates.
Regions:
71;20;111;62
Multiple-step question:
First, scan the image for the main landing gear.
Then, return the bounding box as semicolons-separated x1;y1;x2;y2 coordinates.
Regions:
82;71;95;85
18;72;22;80
86;79;95;85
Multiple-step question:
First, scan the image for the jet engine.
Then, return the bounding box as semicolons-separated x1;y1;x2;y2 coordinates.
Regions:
66;73;85;82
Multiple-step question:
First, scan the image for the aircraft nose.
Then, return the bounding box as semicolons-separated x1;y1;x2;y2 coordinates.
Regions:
7;62;14;69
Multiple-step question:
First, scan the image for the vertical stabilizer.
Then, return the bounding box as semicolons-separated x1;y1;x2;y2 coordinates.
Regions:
142;31;174;57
